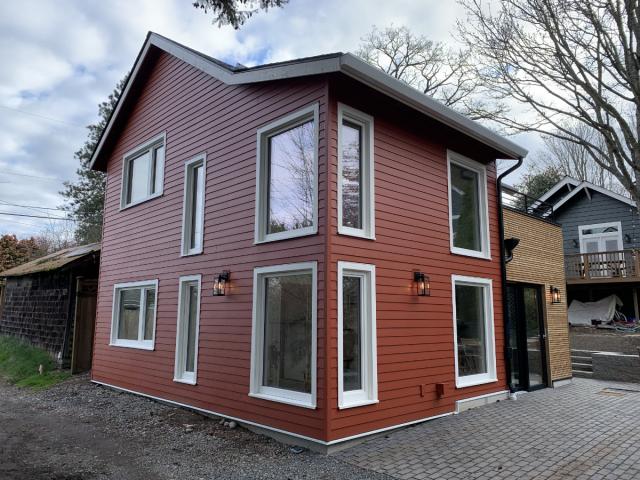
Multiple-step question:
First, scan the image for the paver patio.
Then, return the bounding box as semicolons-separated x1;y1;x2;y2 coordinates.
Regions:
339;378;640;480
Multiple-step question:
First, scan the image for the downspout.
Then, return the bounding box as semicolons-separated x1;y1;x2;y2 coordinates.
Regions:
497;156;524;393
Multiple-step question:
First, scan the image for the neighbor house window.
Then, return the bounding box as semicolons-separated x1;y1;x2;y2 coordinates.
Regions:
250;262;317;408
110;280;158;350
121;132;166;208
174;275;201;384
181;154;206;256
448;151;490;258
255;104;319;243
452;275;496;388
338;104;375;238
338;261;378;409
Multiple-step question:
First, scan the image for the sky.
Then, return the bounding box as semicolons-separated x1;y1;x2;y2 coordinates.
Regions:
0;0;541;238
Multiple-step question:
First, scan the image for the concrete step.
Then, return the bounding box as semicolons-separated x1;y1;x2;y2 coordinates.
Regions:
572;370;593;378
570;355;593;364
572;362;593;372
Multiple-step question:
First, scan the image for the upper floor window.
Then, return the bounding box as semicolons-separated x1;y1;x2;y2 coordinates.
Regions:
338;104;375;239
121;133;166;209
110;280;158;350
255;104;319;243
447;151;490;259
181;154;206;256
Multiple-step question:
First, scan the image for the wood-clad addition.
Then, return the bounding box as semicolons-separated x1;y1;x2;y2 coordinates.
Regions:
503;208;572;382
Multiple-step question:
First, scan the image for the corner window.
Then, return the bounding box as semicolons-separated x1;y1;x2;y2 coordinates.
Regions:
452;275;496;388
174;275;201;384
255;104;319;243
110;280;158;350
338;104;375;239
181;154;206;256
447;151;490;258
250;262;317;408
338;262;377;409
121;133;165;209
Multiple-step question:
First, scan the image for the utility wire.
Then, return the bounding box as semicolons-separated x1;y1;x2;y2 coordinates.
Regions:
0;199;70;212
0;170;64;182
0;211;76;221
0;104;86;129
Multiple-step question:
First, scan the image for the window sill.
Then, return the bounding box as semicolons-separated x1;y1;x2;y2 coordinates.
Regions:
120;192;163;211
181;249;203;257
337;226;375;240
255;226;317;244
338;398;379;410
109;341;154;351
450;247;491;261
455;376;498;389
249;390;316;410
173;377;197;385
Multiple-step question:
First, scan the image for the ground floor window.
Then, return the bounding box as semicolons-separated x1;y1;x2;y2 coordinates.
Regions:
110;280;158;350
338;261;378;409
452;275;496;388
250;262;317;408
174;275;201;384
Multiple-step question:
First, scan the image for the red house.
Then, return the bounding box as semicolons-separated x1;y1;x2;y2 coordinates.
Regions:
89;32;527;451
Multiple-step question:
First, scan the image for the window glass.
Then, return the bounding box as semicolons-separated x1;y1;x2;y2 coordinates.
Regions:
144;288;155;341
455;284;487;377
152;145;165;194
451;163;481;251
190;164;204;251
185;283;199;373
267;121;315;234
342;275;362;391
128;152;151;204
341;121;362;229
118;289;140;340
262;273;312;393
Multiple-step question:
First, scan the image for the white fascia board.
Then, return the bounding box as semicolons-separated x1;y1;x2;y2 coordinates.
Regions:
553;181;636;212
537;176;581;203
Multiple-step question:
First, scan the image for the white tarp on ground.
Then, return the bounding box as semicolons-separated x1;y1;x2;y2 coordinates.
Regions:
568;295;623;325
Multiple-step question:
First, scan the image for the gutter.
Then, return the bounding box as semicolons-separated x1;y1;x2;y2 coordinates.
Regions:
496;157;524;393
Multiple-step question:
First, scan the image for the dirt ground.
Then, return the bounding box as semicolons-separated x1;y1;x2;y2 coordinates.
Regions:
0;375;389;480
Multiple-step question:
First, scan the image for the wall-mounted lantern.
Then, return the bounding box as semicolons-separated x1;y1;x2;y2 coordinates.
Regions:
414;272;430;296
213;271;230;296
550;286;561;304
572;239;580;248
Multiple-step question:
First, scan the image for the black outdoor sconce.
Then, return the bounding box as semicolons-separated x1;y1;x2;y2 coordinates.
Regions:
550;286;561;304
414;272;430;296
213;271;230;296
504;237;520;263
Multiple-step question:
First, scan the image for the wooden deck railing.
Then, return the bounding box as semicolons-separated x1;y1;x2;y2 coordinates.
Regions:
565;249;640;282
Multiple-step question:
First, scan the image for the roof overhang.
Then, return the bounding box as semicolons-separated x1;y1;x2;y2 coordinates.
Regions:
551;180;636;211
90;32;527;171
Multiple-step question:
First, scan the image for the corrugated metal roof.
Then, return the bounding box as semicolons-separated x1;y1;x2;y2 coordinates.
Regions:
0;243;100;278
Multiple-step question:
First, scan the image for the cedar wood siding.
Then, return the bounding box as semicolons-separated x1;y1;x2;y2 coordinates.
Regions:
325;76;506;441
92;51;329;441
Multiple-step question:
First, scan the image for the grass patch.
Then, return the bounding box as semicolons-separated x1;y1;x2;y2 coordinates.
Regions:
0;336;70;389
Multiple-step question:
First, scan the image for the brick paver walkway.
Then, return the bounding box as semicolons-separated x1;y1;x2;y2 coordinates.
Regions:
340;379;640;480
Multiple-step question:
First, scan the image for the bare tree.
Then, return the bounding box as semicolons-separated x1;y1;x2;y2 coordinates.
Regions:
356;25;506;120
193;0;288;29
34;219;76;254
458;0;640;206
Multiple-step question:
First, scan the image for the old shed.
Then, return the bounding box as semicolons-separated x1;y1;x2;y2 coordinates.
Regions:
0;243;100;372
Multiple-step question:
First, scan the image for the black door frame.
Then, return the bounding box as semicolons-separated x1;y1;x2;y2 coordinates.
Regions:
507;282;548;392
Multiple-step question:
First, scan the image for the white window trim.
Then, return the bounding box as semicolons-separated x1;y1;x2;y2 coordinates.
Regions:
451;275;497;388
174;275;202;385
120;132;166;210
110;279;159;350
447;150;491;260
337;103;375;240
578;221;623;253
337;261;378;409
249;262;317;409
254;104;319;244
181;153;207;256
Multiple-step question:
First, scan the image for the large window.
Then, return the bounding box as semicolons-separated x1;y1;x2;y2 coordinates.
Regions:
110;280;158;350
181;154;206;256
448;151;490;258
121;133;165;209
452;275;496;388
255;104;319;243
338;104;375;239
174;275;201;384
250;262;317;408
338;261;377;409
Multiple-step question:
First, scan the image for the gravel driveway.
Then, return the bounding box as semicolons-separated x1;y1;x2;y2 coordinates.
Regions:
0;375;390;480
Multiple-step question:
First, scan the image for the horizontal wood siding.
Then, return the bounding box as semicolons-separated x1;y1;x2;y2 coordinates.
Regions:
93;51;329;440
504;209;572;381
325;77;507;441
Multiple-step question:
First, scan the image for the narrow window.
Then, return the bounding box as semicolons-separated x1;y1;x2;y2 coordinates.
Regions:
452;275;496;388
111;280;158;350
338;104;374;238
174;275;201;384
250;262;317;408
338;262;377;409
121;133;165;208
182;154;206;256
255;104;319;243
448;151;489;258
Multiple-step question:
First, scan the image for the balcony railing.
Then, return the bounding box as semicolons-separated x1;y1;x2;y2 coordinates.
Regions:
565;249;640;283
502;185;554;221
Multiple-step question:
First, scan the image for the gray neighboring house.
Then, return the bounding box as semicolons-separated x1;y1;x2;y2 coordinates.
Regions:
538;177;640;320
